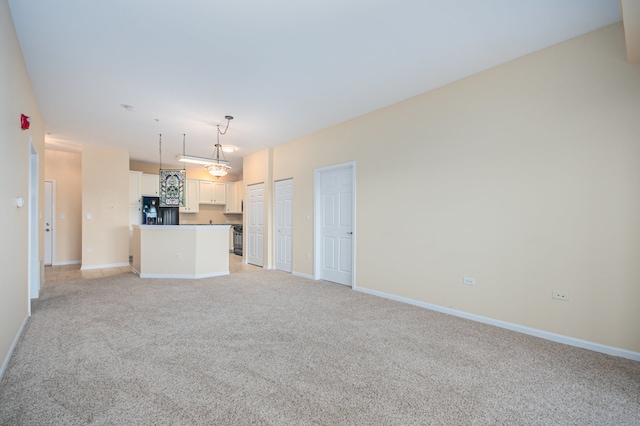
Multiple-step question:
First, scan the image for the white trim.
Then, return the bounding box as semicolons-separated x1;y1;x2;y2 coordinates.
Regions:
313;161;356;287
137;271;230;279
292;271;315;280
53;260;82;266
81;262;130;271
0;314;29;382
355;286;640;362
262;265;274;270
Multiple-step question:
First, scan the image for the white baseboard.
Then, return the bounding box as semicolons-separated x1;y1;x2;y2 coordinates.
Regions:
53;260;81;266
292;271;315;280
0;313;29;382
81;262;130;271
355;287;640;362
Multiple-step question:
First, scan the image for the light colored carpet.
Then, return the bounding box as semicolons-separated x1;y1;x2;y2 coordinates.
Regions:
1;268;639;425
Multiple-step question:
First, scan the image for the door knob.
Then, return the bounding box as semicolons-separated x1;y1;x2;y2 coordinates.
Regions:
347;231;353;234
45;229;50;232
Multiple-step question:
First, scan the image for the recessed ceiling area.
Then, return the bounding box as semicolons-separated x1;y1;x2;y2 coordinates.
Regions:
8;1;624;175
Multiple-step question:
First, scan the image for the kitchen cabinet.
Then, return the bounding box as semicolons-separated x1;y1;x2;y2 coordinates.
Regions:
129;171;142;204
225;180;244;214
179;179;200;213
199;180;226;205
141;173;160;196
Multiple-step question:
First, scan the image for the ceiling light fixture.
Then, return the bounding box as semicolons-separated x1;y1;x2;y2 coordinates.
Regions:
221;145;237;153
205;115;233;178
176;154;219;165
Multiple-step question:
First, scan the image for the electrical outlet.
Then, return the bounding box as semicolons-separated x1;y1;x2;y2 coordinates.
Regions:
85;248;93;252
552;291;569;301
305;253;311;259
175;253;182;258
463;277;475;286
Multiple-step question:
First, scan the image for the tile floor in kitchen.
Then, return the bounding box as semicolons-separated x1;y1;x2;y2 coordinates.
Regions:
44;254;259;283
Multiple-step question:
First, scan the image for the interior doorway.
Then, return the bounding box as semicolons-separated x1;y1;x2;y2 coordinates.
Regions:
314;162;355;287
275;179;293;273
44;180;54;266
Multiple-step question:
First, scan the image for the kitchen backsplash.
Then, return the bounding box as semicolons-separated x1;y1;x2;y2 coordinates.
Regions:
180;204;242;225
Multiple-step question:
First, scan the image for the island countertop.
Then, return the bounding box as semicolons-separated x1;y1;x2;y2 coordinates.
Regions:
132;224;230;278
136;224;231;229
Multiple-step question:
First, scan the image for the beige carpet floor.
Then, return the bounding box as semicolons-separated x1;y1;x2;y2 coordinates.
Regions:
0;268;639;425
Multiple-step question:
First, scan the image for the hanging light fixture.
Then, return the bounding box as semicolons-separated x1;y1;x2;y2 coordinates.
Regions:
205;115;233;178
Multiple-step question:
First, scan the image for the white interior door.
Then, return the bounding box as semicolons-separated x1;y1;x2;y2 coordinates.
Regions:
247;183;264;266
275;179;293;273
44;180;54;266
316;164;354;286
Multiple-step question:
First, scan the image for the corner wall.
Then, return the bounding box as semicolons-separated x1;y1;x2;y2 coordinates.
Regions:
0;0;45;376
82;146;129;269
263;23;640;354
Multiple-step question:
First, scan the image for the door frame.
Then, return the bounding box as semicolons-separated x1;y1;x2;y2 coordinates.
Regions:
44;179;56;266
313;161;356;288
28;141;40;307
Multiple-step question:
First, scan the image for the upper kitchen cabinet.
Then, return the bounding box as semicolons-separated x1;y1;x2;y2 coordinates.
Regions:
141;173;160;196
129;171;142;204
199;180;226;205
179;179;200;213
225;180;244;214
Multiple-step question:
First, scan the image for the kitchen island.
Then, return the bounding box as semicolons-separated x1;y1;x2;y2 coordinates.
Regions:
132;224;231;278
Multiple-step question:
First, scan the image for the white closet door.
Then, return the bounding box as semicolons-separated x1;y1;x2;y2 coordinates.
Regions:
247;183;264;266
275;179;293;273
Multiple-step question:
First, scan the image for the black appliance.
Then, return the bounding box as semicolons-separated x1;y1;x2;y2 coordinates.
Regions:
142;196;179;225
233;225;243;256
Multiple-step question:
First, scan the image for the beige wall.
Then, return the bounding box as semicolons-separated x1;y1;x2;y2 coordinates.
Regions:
44;150;82;264
82;146;129;269
0;0;45;373
250;24;640;354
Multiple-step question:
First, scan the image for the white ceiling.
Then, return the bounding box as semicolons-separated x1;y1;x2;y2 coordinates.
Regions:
8;1;622;175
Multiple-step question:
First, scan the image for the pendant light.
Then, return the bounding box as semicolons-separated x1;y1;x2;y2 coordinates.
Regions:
205;116;233;178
